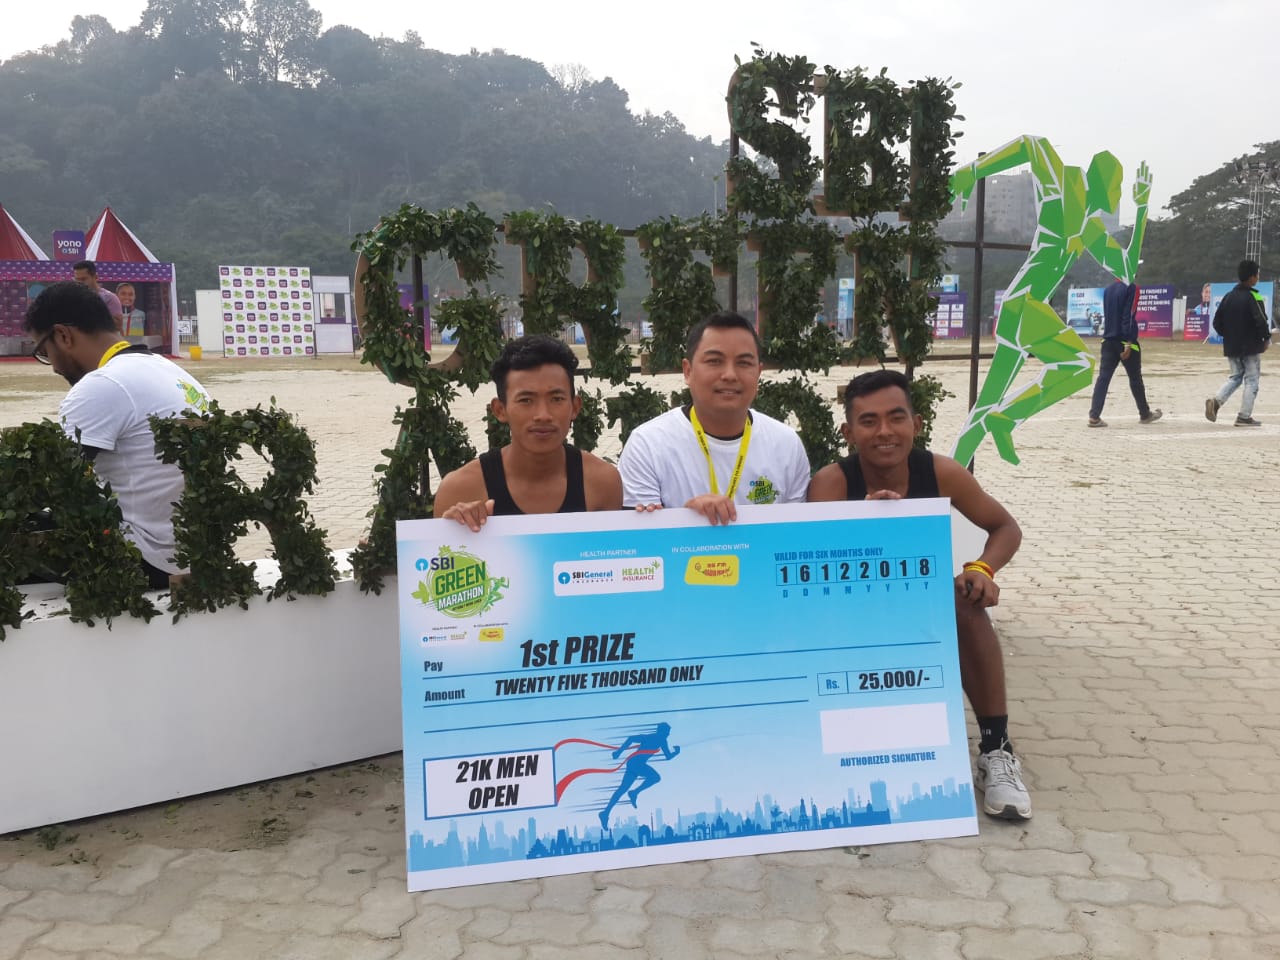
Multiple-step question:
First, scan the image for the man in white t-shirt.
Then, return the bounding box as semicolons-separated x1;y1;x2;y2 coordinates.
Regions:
619;311;809;524
25;281;211;588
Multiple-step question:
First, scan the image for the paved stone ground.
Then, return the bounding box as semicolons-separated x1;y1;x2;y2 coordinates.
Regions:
3;341;1280;958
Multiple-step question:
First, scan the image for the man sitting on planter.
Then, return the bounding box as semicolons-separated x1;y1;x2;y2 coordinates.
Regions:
434;334;623;527
807;369;1031;821
25;281;212;589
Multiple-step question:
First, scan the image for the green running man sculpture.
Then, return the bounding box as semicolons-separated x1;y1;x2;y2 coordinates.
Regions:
950;136;1151;465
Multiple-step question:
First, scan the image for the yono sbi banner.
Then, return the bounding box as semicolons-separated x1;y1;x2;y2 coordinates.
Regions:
219;265;316;358
395;502;977;891
52;231;85;262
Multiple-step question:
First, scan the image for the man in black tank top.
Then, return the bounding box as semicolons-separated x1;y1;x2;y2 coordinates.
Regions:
477;444;587;515
434;335;621;528
809;370;1032;822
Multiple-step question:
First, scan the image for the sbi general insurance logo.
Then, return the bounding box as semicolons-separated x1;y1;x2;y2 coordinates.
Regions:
553;558;663;596
412;546;508;619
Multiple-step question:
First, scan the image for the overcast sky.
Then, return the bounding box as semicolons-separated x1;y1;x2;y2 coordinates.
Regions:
1;0;1269;218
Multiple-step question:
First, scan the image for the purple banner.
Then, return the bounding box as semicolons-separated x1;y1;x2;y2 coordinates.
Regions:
397;283;432;342
0;260;173;283
52;230;85;262
1135;285;1175;339
1183;283;1214;341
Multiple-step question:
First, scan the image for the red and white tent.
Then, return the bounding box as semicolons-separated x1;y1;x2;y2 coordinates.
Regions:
83;207;178;355
0;204;50;261
84;207;159;263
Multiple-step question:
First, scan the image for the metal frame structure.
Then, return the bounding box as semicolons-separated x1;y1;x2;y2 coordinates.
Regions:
1234;159;1278;269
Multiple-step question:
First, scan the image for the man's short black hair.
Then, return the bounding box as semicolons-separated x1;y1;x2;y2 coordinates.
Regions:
72;260;97;275
1239;259;1260;283
24;281;115;336
491;334;579;402
843;369;915;418
685;310;761;358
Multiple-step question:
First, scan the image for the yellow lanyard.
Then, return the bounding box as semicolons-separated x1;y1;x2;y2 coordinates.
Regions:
98;341;131;368
689;407;752;498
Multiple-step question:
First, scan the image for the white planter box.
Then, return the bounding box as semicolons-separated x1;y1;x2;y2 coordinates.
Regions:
0;571;400;835
0;510;984;836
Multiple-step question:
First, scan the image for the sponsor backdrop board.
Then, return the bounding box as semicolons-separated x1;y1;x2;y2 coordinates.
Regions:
1186;282;1275;345
1135;285;1175;338
395;502;977;891
218;265;315;358
929;292;968;339
1066;287;1105;337
1066;283;1175;339
1184;284;1215;341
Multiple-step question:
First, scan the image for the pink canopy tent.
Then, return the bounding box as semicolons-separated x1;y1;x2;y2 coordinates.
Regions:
0;208;178;356
0;204;49;261
84;207;177;354
84;207;160;263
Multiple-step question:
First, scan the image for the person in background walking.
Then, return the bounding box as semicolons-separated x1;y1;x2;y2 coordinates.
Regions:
1087;278;1161;427
1205;260;1270;427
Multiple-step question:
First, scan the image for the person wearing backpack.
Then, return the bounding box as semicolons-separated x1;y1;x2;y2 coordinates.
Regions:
1206;260;1271;427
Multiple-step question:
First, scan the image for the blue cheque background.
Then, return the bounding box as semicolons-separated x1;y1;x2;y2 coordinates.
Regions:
397;508;975;877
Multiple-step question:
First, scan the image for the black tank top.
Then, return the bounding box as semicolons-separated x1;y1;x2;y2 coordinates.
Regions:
838;448;939;500
478;444;587;515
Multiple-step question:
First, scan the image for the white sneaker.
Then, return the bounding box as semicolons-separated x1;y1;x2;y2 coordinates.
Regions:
975;748;1032;820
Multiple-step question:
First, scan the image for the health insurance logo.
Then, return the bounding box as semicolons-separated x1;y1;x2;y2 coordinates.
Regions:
412;546;508;619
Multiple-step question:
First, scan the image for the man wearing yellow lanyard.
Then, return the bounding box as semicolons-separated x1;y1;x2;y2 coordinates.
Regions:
24;281;211;589
619;311;809;523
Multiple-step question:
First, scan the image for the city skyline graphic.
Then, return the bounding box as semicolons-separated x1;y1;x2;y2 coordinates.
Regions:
408;775;973;871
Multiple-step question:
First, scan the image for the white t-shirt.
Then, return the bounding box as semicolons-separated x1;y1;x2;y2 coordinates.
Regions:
619;406;810;508
59;350;211;573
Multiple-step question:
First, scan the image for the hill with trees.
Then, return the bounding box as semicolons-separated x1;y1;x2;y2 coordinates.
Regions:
3;2;1275;313
0;0;727;302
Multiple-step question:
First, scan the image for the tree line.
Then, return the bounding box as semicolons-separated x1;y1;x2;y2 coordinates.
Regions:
1139;140;1280;293
2;0;1274;314
0;0;727;304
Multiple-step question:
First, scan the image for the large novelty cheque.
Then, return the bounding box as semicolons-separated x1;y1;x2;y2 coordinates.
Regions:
396;501;978;891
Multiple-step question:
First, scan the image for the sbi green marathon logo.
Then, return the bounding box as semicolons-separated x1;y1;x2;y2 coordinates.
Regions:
413;546;508;619
747;477;777;504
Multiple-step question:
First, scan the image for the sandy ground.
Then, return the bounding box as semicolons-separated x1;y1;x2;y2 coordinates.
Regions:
0;758;405;871
1;342;984;559
0;336;1252;868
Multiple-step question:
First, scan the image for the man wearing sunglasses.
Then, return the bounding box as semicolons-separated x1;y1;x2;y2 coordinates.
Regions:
26;281;211;589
